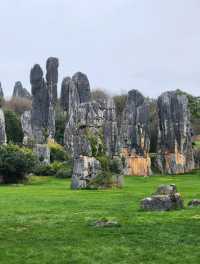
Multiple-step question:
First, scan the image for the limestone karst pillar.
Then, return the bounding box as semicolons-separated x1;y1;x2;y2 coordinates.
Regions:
119;89;151;176
156;91;194;174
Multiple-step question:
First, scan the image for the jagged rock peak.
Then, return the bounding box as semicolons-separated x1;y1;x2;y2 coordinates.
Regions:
60;77;71;111
46;57;59;103
30;64;45;95
72;72;91;103
156;90;194;174
0;82;4;98
12;81;31;99
127;89;145;107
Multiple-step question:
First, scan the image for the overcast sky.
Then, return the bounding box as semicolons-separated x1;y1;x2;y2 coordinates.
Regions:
0;0;200;98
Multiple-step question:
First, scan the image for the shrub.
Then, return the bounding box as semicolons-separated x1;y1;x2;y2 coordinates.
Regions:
0;144;36;183
91;89;108;105
55;167;72;179
109;158;123;174
113;94;127;117
48;141;69;162
4;109;23;144
34;161;72;177
87;171;113;189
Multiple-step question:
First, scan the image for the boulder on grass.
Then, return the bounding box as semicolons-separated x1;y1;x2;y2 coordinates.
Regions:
188;199;200;208
140;184;184;211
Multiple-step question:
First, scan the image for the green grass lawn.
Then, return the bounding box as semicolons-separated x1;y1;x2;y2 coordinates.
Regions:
0;171;200;264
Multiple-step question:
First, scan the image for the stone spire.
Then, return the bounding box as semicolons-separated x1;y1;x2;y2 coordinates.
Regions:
156;91;194;174
119;89;151;176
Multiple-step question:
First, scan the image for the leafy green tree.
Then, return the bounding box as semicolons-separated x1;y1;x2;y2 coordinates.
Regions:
4;109;23;144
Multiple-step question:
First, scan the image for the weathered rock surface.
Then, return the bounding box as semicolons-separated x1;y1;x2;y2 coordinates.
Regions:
188;199;200;208
119;89;151;176
30;64;49;144
46;57;59;105
64;73;120;189
140;184;184;211
156;91;194;174
21;110;33;145
30;57;59;144
12;81;31;99
34;144;50;164
0;82;4;98
60;77;71;111
0;108;6;144
72;72;91;103
71;156;101;189
194;149;200;169
46;57;59;139
154;184;177;195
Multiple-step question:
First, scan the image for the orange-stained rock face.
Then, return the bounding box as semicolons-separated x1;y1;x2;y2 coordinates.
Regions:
164;152;186;174
121;148;151;176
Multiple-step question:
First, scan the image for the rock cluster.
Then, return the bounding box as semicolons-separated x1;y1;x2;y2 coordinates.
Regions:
20;57;59;163
30;57;59;144
119;90;151;176
63;72;119;188
156;91;194;174
12;81;31;99
140;184;184;211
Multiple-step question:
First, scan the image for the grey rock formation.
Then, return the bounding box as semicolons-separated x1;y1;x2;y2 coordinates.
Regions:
71;156;101;189
60;77;71;111
63;73;120;189
72;72;91;103
46;57;59;105
103;98;118;156
0;82;4;98
194;149;200;169
34;144;50;164
30;57;59;143
119;89;151;176
21;110;33;146
13;81;31;99
140;184;184;211
154;184;177;195
188;199;200;208
0;108;6;144
156;91;194;174
46;57;59;139
30;64;49;144
61;72;91;114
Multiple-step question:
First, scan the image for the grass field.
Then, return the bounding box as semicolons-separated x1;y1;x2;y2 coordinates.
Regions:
0;171;200;264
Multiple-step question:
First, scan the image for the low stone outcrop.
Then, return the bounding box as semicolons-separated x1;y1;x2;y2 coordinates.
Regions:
34;144;50;164
156;91;194;174
119;89;151;176
12;81;31;99
0;108;6;144
140;184;184;211
71;156;101;189
188;199;200;207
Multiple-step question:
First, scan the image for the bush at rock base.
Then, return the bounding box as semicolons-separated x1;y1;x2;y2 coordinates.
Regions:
34;161;72;177
48;141;69;162
0;144;36;183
